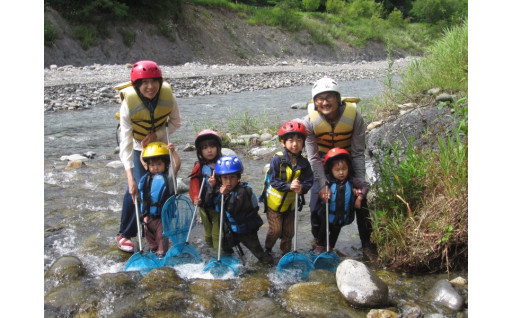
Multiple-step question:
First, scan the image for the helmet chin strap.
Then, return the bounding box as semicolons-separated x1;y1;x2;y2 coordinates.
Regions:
284;147;301;160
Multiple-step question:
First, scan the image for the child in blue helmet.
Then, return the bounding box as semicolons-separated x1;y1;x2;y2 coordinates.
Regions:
205;155;273;265
313;147;369;255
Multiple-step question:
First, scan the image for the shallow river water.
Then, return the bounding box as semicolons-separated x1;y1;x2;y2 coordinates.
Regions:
44;79;466;317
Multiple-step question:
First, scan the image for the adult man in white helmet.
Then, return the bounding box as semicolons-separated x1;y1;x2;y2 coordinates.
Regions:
302;77;376;260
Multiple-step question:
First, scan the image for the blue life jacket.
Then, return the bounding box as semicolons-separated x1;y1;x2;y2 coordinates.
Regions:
138;172;172;217
216;183;263;234
328;181;355;227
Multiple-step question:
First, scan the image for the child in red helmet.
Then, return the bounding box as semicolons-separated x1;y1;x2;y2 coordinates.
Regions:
261;120;314;257
312;147;369;255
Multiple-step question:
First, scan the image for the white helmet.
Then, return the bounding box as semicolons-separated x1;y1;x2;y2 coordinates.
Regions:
311;77;341;99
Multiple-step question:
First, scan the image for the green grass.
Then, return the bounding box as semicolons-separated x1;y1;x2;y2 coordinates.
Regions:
365;19;468;273
44;18;59;47
362;19;468;122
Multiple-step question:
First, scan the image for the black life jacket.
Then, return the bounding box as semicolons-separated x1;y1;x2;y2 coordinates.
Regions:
216;183;263;234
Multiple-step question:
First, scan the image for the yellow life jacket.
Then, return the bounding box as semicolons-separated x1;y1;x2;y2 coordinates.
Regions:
264;152;303;213
307;97;360;153
117;82;175;141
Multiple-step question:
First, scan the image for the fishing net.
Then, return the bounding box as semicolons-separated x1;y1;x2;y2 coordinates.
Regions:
162;194;195;245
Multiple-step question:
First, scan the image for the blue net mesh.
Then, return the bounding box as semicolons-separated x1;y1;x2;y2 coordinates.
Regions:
161;194;195;245
277;252;313;279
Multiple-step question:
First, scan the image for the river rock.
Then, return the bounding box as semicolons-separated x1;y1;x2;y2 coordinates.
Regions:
238;276;271;300
65;160;84;169
183;142;195;151
139;266;185;290
425;279;463;311
435;93;455;102
335;259;389;308
290;101;308;109
221;147;237;156
176;177;189;193
44;255;86;284
450;276;467;286
249;146;277;158
237;297;294;318
60;154;89;161
285;282;345;316
260;132;273;142
106;160;124;168
367;309;399;318
44;280;98;317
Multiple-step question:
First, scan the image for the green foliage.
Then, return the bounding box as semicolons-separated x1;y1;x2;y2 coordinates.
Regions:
372;139;429;217
120;29;136;47
345;0;385;19
387;8;405;27
400;19;467;100
71;26;98;50
44;18;59;47
302;0;321;12
47;0;129;23
438;97;468;136
326;0;344;14
157;19;178;41
409;0;468;26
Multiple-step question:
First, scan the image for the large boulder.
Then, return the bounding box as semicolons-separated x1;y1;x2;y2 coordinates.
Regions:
335;259;388;308
426;279;464;311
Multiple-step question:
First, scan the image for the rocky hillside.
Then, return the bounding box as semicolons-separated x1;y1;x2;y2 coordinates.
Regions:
44;3;401;68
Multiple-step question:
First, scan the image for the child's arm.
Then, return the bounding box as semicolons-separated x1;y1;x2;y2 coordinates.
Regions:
189;162;202;205
167;142;181;175
268;156;292;191
352;178;370;209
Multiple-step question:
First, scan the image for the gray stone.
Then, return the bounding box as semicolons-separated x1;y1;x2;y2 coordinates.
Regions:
336;259;389;308
426;279;463;311
106;160;124;169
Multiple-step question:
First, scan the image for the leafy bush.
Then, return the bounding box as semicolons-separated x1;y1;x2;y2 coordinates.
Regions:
326;0;345;14
409;0;468;26
387;8;405;27
44;18;59;47
371;135;468;272
71;26;98;50
400;19;468;100
120;29;136;47
302;0;321;11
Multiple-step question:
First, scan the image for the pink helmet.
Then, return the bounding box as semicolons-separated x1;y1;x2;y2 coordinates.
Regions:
130;60;162;83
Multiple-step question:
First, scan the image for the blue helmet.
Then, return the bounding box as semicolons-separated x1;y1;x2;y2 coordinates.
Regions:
215;155;243;175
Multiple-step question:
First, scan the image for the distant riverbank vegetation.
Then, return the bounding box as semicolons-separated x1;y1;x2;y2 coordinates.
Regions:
44;0;467;53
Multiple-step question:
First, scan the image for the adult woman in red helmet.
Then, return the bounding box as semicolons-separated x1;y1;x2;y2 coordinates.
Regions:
116;60;182;253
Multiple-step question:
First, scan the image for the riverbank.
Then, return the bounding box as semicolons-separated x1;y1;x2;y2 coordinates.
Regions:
44;58;413;111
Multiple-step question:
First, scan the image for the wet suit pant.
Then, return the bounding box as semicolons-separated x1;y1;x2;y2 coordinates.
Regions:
119;150;146;238
309;180;373;248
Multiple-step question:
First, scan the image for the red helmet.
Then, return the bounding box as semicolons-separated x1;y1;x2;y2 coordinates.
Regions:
195;129;222;149
324;147;350;165
130;60;162;83
278;120;308;140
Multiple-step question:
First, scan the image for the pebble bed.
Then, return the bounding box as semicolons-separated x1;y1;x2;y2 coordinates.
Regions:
44;58;413;112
